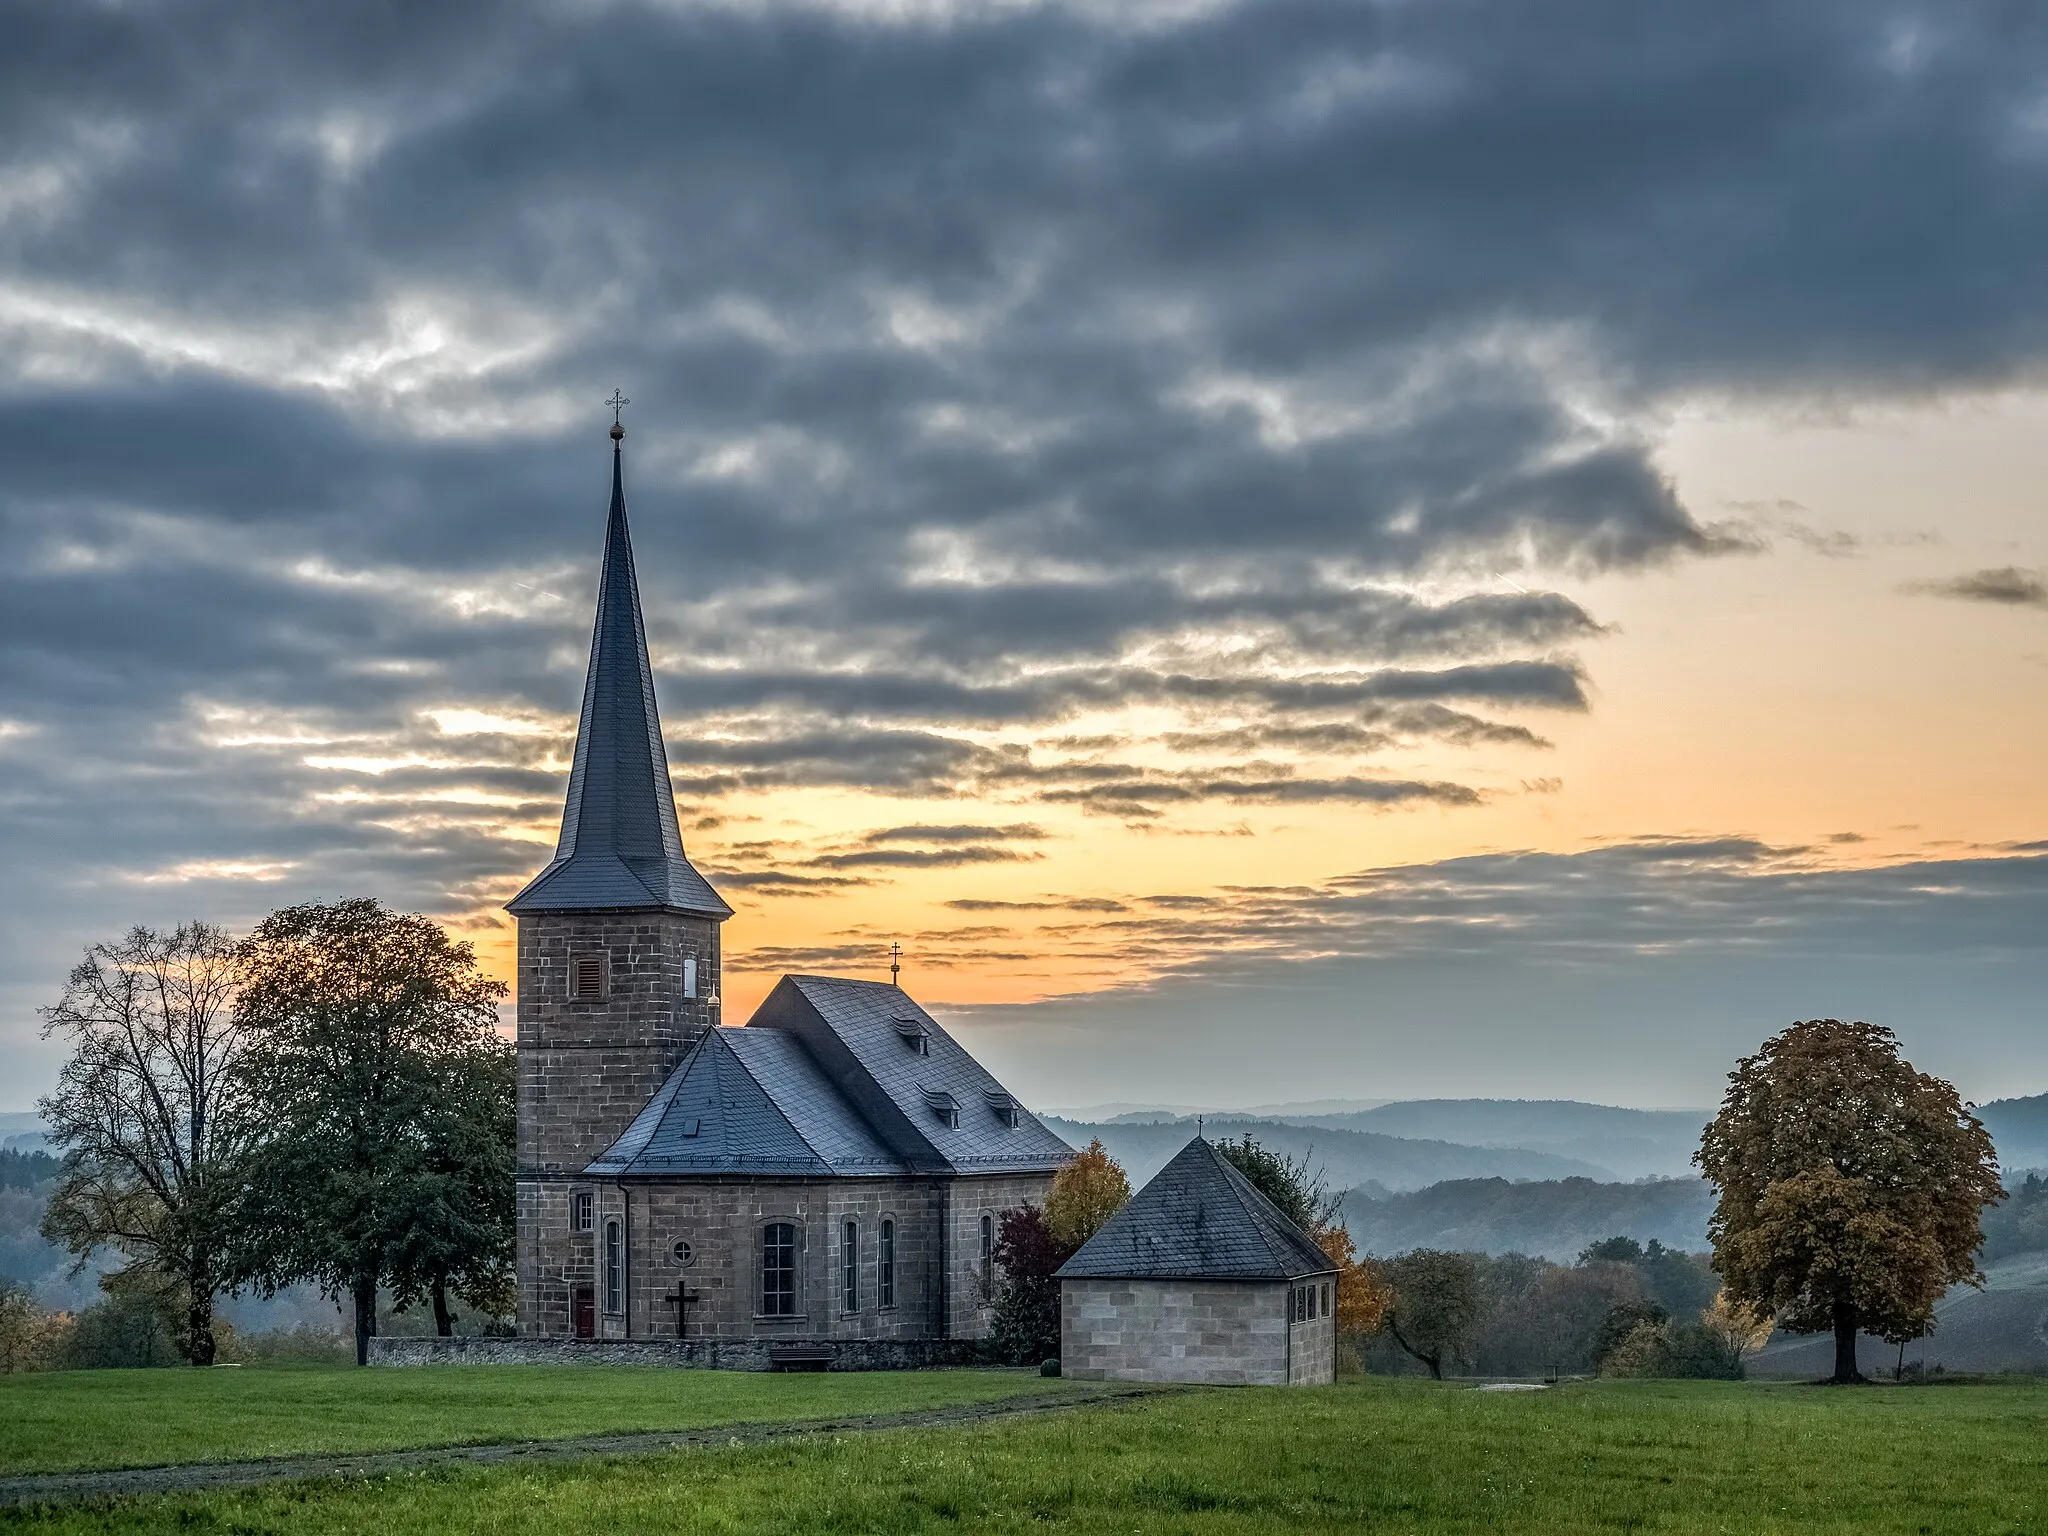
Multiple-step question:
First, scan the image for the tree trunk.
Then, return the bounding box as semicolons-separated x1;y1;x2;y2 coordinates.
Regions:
187;1277;217;1367
1830;1300;1863;1384
353;1273;377;1367
1426;1351;1443;1381
432;1274;455;1337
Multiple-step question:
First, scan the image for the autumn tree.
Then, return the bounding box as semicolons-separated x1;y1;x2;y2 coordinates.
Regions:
1315;1224;1390;1339
1696;1018;2003;1384
37;922;253;1365
227;899;507;1365
1701;1290;1774;1369
1044;1139;1131;1250
988;1203;1072;1366
1376;1248;1485;1379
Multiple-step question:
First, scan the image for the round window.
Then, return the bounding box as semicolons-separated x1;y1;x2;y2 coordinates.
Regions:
672;1239;695;1266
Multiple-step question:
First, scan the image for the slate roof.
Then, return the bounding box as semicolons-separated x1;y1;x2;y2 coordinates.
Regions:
585;1027;908;1176
747;976;1076;1176
586;975;1076;1180
1056;1135;1337;1282
507;439;730;920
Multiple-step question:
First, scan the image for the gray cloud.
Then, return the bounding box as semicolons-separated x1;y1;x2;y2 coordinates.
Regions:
1908;567;2048;609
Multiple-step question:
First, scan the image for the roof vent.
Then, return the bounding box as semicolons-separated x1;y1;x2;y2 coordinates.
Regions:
892;1014;930;1055
984;1087;1021;1129
922;1087;961;1129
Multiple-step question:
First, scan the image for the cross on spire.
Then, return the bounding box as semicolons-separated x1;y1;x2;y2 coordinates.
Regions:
607;389;630;424
889;940;902;985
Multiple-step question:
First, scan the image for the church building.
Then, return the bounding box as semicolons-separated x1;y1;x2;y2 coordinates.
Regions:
506;418;1073;1364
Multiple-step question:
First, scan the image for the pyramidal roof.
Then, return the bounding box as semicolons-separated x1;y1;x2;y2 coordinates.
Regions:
507;433;729;919
1056;1135;1337;1282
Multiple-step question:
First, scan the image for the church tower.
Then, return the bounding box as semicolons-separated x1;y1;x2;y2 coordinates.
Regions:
506;413;731;1337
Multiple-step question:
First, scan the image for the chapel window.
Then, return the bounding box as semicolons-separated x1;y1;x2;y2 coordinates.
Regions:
879;1219;895;1308
1321;1282;1331;1318
979;1213;994;1295
760;1222;798;1317
842;1219;859;1314
603;1218;624;1315
571;1191;593;1233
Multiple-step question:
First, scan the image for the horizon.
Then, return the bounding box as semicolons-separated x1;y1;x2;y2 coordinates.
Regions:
4;2;2046;1115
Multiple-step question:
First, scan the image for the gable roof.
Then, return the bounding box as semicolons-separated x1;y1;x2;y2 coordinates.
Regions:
746;975;1075;1176
1056;1135;1337;1282
585;1026;908;1176
507;437;730;920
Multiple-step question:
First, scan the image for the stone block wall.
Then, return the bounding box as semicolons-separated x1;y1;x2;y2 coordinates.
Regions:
369;1335;994;1371
945;1173;1058;1340
1061;1278;1303;1385
516;907;722;1337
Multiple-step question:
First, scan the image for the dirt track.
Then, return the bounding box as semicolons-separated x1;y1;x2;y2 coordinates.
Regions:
0;1383;1176;1511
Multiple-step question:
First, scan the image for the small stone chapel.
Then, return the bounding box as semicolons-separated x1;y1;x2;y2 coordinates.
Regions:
506;419;1072;1366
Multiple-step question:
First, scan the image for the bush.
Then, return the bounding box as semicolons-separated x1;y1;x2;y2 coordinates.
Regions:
989;1204;1074;1367
55;1290;185;1369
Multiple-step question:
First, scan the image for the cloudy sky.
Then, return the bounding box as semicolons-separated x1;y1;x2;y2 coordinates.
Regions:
3;0;2045;1114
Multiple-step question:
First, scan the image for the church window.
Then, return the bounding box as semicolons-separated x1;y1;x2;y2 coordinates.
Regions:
1321;1282;1331;1318
842;1220;859;1313
760;1223;798;1317
571;1191;593;1233
571;954;606;1001
879;1219;895;1308
603;1219;624;1315
683;956;698;1000
979;1213;994;1295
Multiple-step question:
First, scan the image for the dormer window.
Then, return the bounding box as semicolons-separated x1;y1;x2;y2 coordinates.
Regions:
892;1014;930;1056
570;953;606;1001
922;1088;960;1129
984;1088;1021;1130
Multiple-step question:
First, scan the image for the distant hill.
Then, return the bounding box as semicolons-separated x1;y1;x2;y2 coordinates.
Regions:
1270;1100;1710;1181
1979;1093;2048;1173
1750;1254;2048;1378
1044;1116;1610;1194
1336;1176;1716;1261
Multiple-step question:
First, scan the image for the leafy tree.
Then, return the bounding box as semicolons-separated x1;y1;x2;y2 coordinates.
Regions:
228;899;507;1365
1697;1019;2004;1383
0;1280;58;1372
1701;1289;1774;1368
1315;1224;1390;1340
54;1268;189;1369
1044;1139;1131;1250
1375;1249;1485;1379
1980;1172;2048;1262
386;1035;516;1335
989;1203;1072;1366
1591;1296;1667;1369
1215;1135;1337;1233
1578;1235;1718;1318
37;922;252;1365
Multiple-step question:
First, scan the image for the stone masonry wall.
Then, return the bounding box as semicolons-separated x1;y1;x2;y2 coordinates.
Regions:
946;1173;1058;1340
1061;1278;1298;1385
517;907;721;1337
369;1335;993;1371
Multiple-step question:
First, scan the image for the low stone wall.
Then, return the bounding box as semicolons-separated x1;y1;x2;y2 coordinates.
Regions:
367;1335;995;1371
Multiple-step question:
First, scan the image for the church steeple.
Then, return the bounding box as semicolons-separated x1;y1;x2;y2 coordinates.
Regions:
507;418;730;920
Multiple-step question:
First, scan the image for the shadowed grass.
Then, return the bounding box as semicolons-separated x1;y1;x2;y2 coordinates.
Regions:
0;1366;1057;1476
8;1377;2045;1533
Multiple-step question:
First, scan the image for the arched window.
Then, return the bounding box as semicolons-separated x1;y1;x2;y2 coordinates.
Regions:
979;1213;994;1295
603;1218;624;1316
842;1219;859;1313
879;1219;895;1308
760;1222;797;1317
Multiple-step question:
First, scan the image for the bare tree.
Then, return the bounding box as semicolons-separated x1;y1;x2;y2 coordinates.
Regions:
38;922;253;1365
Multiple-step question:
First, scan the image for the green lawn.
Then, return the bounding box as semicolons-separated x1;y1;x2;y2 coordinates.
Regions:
11;1377;2046;1534
0;1365;1061;1477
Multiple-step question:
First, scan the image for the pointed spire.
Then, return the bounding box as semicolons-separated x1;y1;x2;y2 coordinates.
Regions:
507;420;730;920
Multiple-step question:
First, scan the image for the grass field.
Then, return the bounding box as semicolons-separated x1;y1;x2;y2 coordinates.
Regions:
0;1366;1060;1477
6;1376;2044;1533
